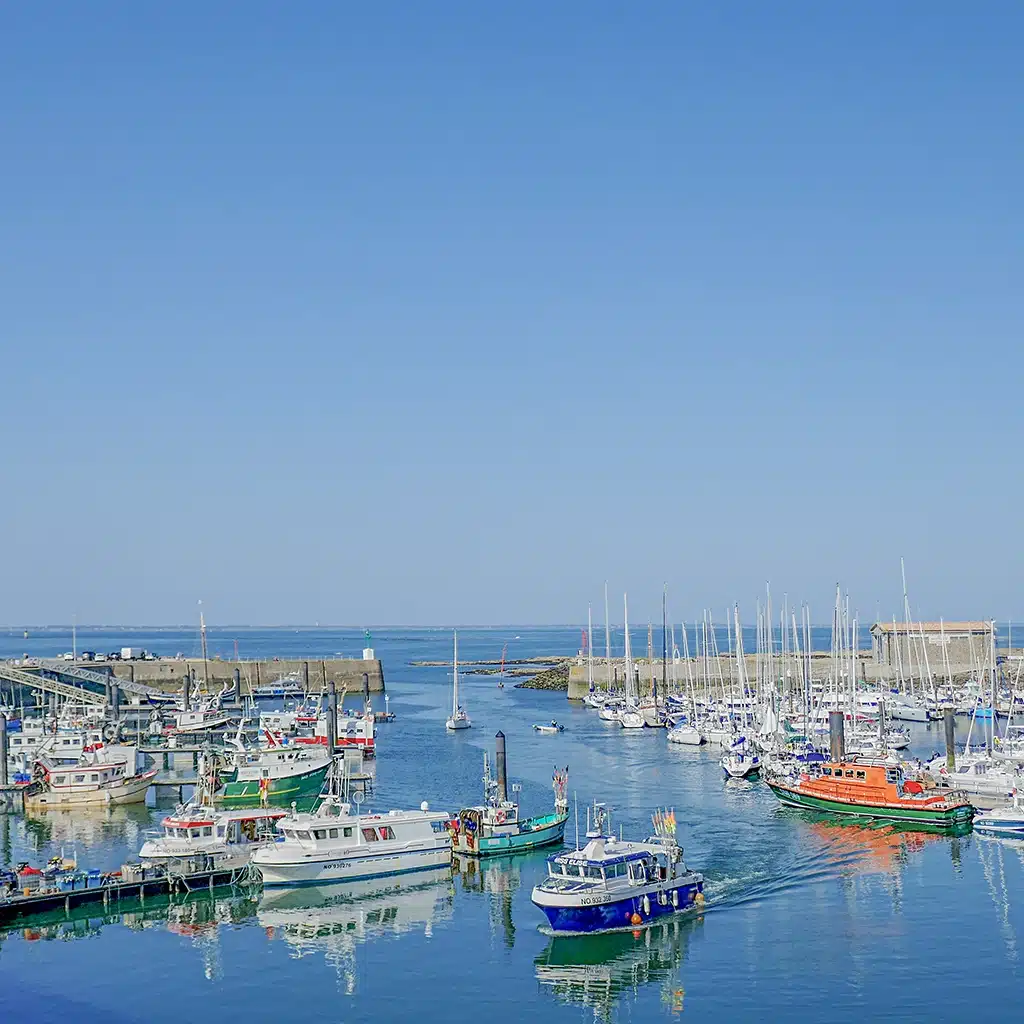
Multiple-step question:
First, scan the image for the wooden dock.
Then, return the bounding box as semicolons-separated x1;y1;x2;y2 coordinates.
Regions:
0;864;257;927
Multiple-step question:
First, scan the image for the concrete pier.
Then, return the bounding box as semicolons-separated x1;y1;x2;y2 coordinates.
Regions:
107;656;385;695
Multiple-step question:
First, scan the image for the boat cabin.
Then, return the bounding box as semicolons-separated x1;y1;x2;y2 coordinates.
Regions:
274;808;450;850
160;808;286;845
544;836;680;890
806;758;941;803
42;759;130;791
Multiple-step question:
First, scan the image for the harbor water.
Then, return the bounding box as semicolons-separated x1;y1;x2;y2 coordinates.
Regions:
2;627;1022;1022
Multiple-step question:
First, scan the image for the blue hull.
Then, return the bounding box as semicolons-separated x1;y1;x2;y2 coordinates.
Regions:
535;881;703;933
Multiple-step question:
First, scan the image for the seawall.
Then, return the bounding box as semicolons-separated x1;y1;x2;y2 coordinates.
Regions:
111;656;385;694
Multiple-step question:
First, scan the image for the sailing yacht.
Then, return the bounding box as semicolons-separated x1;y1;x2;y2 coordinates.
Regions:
445;630;471;731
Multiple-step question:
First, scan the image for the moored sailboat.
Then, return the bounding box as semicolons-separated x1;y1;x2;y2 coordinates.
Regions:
445;630;471;731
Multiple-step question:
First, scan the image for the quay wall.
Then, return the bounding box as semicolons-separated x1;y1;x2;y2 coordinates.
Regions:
566;653;1008;701
110;657;385;694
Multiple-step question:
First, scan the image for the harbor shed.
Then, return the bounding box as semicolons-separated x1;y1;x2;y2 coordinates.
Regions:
870;621;994;671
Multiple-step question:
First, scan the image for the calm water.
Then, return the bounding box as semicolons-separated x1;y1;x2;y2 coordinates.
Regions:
2;627;1023;1022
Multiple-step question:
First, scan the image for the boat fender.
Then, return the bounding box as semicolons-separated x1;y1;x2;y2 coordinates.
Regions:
642;894;650;916
658;891;668;905
671;889;679;908
496;810;506;824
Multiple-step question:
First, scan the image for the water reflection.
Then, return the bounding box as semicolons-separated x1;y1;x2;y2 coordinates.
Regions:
258;867;455;993
454;849;549;947
534;915;702;1020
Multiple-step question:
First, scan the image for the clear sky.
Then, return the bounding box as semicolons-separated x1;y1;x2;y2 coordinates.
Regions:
1;3;1021;626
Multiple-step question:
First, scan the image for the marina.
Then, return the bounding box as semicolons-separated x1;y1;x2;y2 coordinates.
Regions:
3;625;1024;1023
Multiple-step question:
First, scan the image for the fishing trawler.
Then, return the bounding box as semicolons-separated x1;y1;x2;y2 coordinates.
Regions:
24;753;156;810
138;755;287;869
452;733;568;857
765;756;974;828
531;804;704;934
214;731;332;806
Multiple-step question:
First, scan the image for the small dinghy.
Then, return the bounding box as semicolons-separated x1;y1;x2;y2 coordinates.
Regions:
533;721;564;734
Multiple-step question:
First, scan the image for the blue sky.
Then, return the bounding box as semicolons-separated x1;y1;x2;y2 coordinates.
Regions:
1;3;1021;626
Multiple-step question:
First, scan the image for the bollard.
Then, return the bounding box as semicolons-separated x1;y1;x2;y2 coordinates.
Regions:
944;708;957;771
111;682;120;717
233;667;241;690
829;711;845;762
303;661;309;693
182;667;191;711
327;682;338;755
0;713;8;786
495;731;508;803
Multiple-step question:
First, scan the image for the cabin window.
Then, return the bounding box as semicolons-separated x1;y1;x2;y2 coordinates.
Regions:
296;831;311;841
379;826;395;840
53;776;66;785
886;769;898;783
216;826;225;837
823;768;832;776
329;828;338;839
362;828;379;842
431;821;446;833
64;739;72;745
90;775;99;783
855;771;866;780
344;827;353;838
74;775;85;783
191;829;201;838
203;826;212;837
845;771;854;778
314;829;327;840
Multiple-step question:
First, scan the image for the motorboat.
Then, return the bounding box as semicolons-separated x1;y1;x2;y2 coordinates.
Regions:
531;803;703;933
973;793;1024;838
215;731;332;806
533;721;564;734
766;756;974;828
252;799;453;887
139;804;287;870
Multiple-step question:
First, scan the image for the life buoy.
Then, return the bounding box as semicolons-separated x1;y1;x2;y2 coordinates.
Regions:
496;810;506;824
103;724;117;742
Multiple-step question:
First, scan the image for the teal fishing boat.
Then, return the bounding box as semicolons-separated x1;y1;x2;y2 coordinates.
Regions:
452;732;568;857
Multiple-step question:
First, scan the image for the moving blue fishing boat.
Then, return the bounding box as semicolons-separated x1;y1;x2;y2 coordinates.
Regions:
452;732;568;857
531;804;703;934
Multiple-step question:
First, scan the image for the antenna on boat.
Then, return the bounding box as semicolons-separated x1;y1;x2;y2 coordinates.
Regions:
574;792;579;850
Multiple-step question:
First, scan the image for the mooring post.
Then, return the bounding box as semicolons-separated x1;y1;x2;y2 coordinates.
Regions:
944;708;957;771
829;711;845;761
303;661;309;692
495;731;508;803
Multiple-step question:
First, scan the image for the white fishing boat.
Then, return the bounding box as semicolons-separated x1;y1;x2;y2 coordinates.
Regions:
24;753;156;810
139;804;287;870
445;630;471;731
531;803;703;933
252;798;452;887
168;702;233;734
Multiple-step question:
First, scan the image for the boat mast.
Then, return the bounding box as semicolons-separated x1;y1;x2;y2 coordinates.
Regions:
199;601;209;688
623;594;633;706
453;629;459;717
661;585;668;707
604;582;612;691
587;604;594;690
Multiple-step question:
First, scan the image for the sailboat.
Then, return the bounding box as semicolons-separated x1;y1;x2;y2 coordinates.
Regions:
446;630;471;731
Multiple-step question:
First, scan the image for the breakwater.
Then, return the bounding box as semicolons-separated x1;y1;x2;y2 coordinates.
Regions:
110;656;385;694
